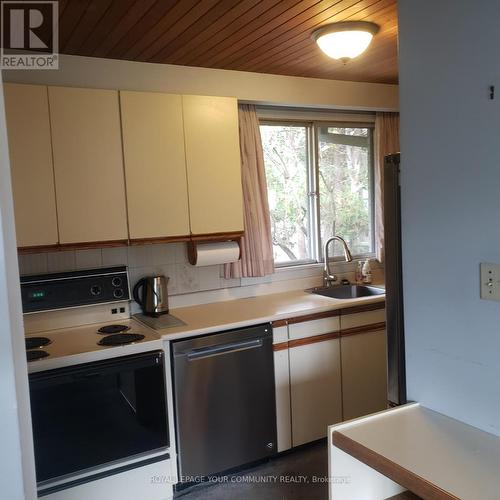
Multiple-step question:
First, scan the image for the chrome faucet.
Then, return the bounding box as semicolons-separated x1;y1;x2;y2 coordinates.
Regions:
323;236;353;287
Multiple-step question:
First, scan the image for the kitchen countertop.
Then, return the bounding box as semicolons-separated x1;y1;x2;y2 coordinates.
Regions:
153;286;385;341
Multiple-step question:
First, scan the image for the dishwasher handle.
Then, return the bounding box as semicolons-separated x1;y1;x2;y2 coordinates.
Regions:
185;338;264;361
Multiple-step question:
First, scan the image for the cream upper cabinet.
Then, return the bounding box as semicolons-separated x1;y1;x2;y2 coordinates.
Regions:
182;95;243;235
3;83;58;247
341;328;388;421
120;91;190;240
289;337;342;447
48;86;128;244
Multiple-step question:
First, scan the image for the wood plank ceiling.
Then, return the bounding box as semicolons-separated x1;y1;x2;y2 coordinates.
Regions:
58;0;398;84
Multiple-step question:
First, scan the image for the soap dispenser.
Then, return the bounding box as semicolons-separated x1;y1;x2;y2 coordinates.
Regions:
362;259;373;284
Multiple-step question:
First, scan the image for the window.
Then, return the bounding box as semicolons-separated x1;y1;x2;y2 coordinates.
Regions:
260;119;374;266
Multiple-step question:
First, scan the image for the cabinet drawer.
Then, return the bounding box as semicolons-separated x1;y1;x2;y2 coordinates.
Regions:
272;325;288;344
341;308;386;330
288;316;340;340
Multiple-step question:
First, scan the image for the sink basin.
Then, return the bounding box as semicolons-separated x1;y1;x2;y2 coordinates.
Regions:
308;285;385;299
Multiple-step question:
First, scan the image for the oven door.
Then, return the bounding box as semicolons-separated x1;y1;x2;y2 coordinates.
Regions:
29;350;169;489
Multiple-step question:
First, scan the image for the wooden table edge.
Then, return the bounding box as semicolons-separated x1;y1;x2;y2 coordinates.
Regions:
331;430;459;500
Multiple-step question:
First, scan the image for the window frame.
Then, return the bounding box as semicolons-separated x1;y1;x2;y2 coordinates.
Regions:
260;116;376;268
260;119;316;267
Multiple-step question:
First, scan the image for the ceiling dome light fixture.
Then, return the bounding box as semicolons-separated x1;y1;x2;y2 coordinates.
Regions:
312;21;380;63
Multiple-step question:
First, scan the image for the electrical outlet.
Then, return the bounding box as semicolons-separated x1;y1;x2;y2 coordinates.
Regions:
480;263;500;300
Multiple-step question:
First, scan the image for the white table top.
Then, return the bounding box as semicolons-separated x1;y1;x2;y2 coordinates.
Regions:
331;403;500;500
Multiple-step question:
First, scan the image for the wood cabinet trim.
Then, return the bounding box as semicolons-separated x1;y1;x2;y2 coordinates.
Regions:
18;240;129;253
18;232;242;253
18;244;61;254
130;235;191;245
190;231;244;242
272;341;290;352
287;309;341;325
272;322;385;347
331;431;458;500
288;331;340;349
271;319;288;328
58;240;129;250
341;322;386;338
281;301;385;326
340;301;386;316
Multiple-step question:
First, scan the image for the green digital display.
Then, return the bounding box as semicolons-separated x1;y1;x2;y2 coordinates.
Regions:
30;291;46;300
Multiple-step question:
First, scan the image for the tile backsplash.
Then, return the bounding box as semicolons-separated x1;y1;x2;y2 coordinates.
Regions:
18;242;238;294
18;243;384;310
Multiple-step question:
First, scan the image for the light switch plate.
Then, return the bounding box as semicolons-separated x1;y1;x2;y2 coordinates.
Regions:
480;263;500;300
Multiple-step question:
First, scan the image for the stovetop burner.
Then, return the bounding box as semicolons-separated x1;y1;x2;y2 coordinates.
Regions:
97;324;130;335
27;350;49;362
26;337;51;350
98;333;145;346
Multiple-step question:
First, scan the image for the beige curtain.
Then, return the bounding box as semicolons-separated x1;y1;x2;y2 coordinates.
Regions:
374;112;400;262
224;105;274;278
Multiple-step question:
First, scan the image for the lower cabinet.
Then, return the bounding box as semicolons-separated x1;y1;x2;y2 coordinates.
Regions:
341;328;388;421
289;336;342;447
272;304;387;451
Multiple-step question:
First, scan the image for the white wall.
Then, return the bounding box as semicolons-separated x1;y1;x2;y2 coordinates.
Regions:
399;0;500;434
2;54;398;111
0;79;37;497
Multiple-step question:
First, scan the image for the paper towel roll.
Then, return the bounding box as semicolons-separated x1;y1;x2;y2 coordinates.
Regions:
189;241;241;267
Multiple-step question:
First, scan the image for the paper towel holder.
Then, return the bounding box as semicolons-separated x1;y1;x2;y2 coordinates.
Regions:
187;235;242;266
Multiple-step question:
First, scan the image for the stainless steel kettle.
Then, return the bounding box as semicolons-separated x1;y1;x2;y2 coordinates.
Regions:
133;275;169;317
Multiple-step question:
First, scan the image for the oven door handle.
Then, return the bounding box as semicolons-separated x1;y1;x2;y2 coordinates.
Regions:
186;339;263;361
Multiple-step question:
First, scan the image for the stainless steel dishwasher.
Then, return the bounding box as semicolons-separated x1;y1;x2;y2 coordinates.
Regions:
172;323;276;479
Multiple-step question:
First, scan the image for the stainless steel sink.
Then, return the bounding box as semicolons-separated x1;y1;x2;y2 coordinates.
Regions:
308;284;385;299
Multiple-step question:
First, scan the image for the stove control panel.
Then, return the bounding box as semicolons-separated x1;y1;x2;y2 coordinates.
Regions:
20;266;130;313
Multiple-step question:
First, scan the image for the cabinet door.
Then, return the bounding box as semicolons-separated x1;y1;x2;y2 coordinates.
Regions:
3;83;58;247
289;337;342;446
182;95;243;235
120;91;190;240
341;329;388;421
48;86;128;244
340;306;385;330
288;315;340;340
